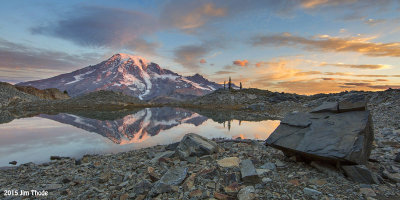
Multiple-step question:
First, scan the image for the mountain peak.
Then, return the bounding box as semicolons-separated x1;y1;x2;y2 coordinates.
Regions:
110;53;150;66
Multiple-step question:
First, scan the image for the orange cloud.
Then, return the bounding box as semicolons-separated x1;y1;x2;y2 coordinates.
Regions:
320;63;390;69
253;33;400;57
199;58;207;64
233;59;249;67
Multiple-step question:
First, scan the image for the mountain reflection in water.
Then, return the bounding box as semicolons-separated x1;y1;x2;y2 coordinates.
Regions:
40;107;209;144
0;107;280;166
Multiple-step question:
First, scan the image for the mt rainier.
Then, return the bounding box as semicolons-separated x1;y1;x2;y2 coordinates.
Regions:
17;53;222;101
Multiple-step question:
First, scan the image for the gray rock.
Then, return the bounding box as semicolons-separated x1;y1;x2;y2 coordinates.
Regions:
338;94;366;112
150;151;175;164
150;167;188;196
303;187;322;196
395;153;400;163
176;133;220;159
8;161;17;165
134;179;152;195
43;184;62;192
266;110;373;165
240;159;260;184
342;165;380;184
260;162;276;170
382;171;400;183
237;186;256;200
310;101;338;113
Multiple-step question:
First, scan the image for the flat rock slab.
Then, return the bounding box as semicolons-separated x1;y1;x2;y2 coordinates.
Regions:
176;133;220;160
281;112;312;127
240;159;260;184
266;110;373;165
311;101;338;113
217;157;240;168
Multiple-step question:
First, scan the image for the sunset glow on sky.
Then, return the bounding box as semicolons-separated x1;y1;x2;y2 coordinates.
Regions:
1;0;400;94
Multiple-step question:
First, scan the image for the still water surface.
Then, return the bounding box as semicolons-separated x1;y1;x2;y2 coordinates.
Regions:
0;107;279;166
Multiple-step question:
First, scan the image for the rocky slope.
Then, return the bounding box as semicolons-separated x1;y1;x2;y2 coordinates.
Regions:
0;82;40;109
17;53;222;101
14;85;69;100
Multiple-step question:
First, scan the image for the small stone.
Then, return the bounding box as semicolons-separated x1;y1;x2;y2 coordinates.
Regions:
120;193;129;200
119;181;129;187
214;192;234;200
288;179;300;186
303;187;322;196
61;177;72;184
240;159;260;184
395;153;400;163
150;151;175;164
147;166;160;182
260;162;276;170
8;161;17;165
262;178;272;183
50;156;61;160
206;182;216;189
237;186;256;200
98;172;111;183
150;167;188;196
91;186;104;193
275;160;286;168
224;182;242;194
44;184;63;191
383;171;400;183
135;194;146;200
359;188;376;197
183;173;196;191
218;157;240;168
176;133;221;160
256;168;270;176
189;189;203;198
309;178;327;186
134;180;152;195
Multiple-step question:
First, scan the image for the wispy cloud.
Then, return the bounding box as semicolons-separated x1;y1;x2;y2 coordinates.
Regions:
0;38;101;83
252;33;400;57
31;6;160;54
173;44;209;70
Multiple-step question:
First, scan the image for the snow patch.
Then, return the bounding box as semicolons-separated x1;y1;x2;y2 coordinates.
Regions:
65;70;95;85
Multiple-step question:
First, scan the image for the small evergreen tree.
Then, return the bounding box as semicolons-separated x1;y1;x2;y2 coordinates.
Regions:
63;90;68;95
224;81;226;89
240;82;242;90
228;77;232;89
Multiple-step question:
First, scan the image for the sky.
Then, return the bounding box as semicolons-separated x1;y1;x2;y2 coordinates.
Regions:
1;0;400;94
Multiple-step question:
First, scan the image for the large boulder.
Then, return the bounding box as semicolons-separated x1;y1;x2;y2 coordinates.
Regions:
265;97;373;165
176;133;221;160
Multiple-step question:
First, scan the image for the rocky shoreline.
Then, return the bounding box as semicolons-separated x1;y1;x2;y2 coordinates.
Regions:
1;133;399;200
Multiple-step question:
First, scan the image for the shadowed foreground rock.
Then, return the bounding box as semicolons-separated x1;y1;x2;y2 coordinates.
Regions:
265;95;373;165
176;133;221;160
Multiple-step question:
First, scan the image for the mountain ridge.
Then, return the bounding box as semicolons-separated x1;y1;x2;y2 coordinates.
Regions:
17;53;223;101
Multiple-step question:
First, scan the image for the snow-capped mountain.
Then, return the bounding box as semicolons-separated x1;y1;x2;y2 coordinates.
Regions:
17;53;222;100
39;107;208;144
